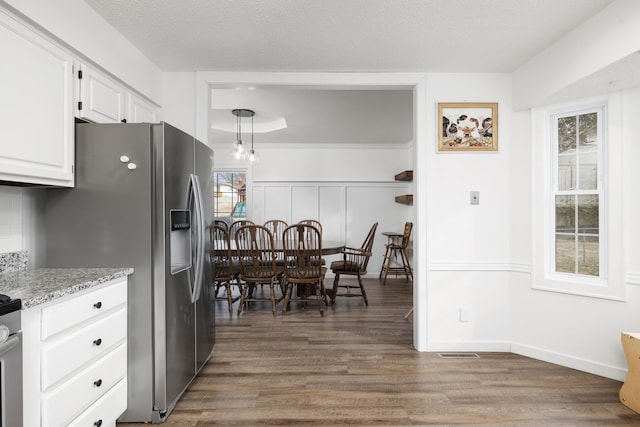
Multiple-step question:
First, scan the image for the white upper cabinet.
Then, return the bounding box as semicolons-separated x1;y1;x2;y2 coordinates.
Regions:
77;63;160;124
0;9;74;187
76;63;126;123
127;92;159;123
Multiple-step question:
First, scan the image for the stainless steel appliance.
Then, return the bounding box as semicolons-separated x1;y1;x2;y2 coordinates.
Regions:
45;122;215;423
0;297;22;427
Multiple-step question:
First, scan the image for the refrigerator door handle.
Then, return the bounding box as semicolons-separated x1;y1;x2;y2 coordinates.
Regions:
189;173;206;303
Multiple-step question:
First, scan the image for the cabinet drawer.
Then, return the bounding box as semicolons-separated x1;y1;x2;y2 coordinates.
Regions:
41;307;126;391
41;344;126;427
41;278;127;340
67;378;127;427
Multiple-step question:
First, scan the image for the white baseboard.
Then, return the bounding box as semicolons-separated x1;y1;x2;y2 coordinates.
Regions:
428;340;511;352
511;342;627;382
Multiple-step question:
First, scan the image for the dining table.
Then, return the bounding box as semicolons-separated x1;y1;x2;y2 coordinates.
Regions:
212;239;345;302
213;240;345;256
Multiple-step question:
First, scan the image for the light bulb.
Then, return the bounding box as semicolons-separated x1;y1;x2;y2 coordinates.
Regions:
248;149;256;162
236;140;244;153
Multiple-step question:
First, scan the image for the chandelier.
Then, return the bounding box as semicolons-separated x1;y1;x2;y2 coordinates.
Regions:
232;109;256;162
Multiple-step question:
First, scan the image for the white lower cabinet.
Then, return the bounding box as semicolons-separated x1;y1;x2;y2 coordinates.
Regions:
67;378;127;427
41;307;127;390
22;277;128;426
41;344;127;426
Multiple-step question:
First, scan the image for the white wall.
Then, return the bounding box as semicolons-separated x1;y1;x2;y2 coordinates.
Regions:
249;144;412;182
162;72;197;136
424;73;514;351
626;89;640;287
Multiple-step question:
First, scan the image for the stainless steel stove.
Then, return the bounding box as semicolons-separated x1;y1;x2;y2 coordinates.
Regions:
0;295;22;427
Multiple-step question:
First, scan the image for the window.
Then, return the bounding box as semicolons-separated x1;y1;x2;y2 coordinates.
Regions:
551;105;605;279
213;171;246;219
533;95;623;300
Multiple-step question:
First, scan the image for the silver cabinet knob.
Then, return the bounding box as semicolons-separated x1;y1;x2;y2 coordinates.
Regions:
127;163;137;170
120;155;130;163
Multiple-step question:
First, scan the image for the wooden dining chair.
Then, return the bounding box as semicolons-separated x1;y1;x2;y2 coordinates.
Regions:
282;223;327;316
329;222;378;306
234;224;284;316
298;219;322;234
264;219;288;266
380;221;413;285
297;219;325;265
263;219;288;241
229;219;254;239
210;224;240;315
212;219;229;231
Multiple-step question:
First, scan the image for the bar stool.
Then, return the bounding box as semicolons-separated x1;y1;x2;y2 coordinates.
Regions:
380;222;413;285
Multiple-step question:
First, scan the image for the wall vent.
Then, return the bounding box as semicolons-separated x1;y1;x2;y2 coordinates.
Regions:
437;353;480;359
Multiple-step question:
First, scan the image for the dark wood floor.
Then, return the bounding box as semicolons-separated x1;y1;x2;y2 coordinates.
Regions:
121;278;639;426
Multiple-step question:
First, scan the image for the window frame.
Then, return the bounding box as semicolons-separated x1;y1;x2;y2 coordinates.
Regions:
548;105;606;283
213;170;248;219
531;94;624;301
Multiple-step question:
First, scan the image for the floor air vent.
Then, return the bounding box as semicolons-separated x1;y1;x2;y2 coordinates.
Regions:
438;353;480;359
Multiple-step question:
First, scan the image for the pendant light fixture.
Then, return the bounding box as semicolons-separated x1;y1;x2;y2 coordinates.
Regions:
232;109;256;162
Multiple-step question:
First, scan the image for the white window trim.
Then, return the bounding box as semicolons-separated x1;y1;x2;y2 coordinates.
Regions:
531;94;624;301
548;104;606;284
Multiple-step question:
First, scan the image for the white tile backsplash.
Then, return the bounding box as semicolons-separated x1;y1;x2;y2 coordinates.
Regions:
0;186;23;253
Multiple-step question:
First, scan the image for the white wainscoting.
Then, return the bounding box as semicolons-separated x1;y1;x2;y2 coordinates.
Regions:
251;181;413;275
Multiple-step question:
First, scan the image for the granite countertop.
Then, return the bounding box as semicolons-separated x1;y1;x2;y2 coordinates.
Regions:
0;268;133;309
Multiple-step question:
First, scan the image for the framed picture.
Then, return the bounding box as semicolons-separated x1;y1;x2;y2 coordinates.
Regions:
437;102;498;152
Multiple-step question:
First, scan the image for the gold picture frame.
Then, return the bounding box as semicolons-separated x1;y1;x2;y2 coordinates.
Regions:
437;102;498;152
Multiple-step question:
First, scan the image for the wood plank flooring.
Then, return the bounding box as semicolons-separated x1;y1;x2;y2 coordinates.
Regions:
120;278;639;426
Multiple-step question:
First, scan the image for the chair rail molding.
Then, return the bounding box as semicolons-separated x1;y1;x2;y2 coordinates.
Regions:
428;261;532;274
628;272;640;286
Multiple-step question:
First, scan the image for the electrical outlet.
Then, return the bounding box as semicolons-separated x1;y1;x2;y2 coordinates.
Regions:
470;191;479;205
459;307;471;322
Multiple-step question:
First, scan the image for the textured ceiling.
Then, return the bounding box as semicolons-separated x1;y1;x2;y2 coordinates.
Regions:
84;0;614;73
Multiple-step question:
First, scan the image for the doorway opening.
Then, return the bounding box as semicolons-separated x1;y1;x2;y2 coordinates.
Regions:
197;73;427;351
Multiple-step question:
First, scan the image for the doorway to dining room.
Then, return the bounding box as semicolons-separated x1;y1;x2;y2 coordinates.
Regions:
197;72;427;351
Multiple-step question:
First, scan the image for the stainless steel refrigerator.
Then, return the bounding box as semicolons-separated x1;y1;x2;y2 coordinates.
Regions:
45;122;215;423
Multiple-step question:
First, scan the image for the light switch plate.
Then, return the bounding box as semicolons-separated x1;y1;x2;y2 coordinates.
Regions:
470;191;479;205
459;307;471;322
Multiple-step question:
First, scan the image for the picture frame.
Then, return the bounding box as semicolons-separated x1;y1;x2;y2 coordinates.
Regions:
437;102;498;152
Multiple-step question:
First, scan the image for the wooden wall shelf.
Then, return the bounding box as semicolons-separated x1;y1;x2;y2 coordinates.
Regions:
394;170;413;181
395;195;413;204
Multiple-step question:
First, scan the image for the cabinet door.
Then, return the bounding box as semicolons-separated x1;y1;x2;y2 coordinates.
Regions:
77;63;125;123
0;10;74;186
126;92;159;123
